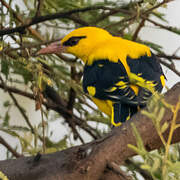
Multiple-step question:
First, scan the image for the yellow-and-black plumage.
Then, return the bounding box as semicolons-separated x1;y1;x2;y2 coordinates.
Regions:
38;27;165;126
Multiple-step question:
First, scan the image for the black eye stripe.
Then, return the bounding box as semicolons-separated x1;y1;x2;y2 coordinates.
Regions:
63;36;86;46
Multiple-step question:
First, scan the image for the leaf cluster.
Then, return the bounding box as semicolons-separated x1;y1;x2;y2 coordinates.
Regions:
128;94;180;180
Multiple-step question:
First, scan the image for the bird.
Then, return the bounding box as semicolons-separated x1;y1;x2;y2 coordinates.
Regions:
37;26;165;126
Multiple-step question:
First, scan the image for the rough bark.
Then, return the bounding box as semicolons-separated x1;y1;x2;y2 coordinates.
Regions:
0;82;180;180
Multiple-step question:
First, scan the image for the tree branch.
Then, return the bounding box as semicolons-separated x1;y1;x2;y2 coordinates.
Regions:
132;18;146;41
107;162;132;180
0;76;35;134
0;82;180;180
125;159;153;180
157;54;180;60
0;136;22;158
0;5;111;36
0;82;100;140
0;0;45;41
159;59;180;77
0;0;175;36
142;15;180;36
143;0;174;15
35;0;44;17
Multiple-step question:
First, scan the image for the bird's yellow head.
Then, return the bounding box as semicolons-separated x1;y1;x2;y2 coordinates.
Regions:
37;27;112;64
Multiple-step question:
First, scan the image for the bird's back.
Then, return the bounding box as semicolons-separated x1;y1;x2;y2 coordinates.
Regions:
87;37;151;69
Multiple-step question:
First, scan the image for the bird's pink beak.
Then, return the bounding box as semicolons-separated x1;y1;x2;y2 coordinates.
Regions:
37;41;67;55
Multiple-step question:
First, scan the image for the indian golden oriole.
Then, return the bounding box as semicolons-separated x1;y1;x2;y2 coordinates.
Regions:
38;27;165;126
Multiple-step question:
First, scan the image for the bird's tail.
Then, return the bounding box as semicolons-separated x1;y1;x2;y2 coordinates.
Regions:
111;103;138;127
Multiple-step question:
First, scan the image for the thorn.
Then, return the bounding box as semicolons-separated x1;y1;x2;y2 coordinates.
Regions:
33;152;42;163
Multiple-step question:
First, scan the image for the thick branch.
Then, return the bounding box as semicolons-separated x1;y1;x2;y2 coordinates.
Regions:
0;82;180;180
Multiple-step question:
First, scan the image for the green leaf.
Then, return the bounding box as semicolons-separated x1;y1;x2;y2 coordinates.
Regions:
45;136;68;149
141;40;163;53
156;106;165;123
130;123;146;152
168;162;180;174
0;42;3;51
152;158;161;173
1;59;9;79
8;125;30;132
141;110;156;120
152;12;167;23
127;144;145;155
161;122;169;133
141;164;151;170
0;128;20;138
123;33;133;40
3;100;10;107
3;112;10;126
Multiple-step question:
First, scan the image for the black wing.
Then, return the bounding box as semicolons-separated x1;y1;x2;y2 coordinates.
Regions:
126;53;165;92
82;54;165;125
83;60;143;105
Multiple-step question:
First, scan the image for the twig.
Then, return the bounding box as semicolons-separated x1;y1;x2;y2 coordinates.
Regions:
94;8;131;24
104;0;174;32
125;159;153;180
143;0;174;15
0;76;35;134
157;54;180;60
0;136;23;158
162;99;180;177
66;66;85;143
40;106;46;153
0;83;35;100
68;15;89;26
0;0;45;41
43;23;74;30
173;46;180;56
159;59;180;77
132;18;146;41
104;15;136;30
35;0;44;17
0;5;114;36
9;93;35;133
142;16;180;35
107;162;132;180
